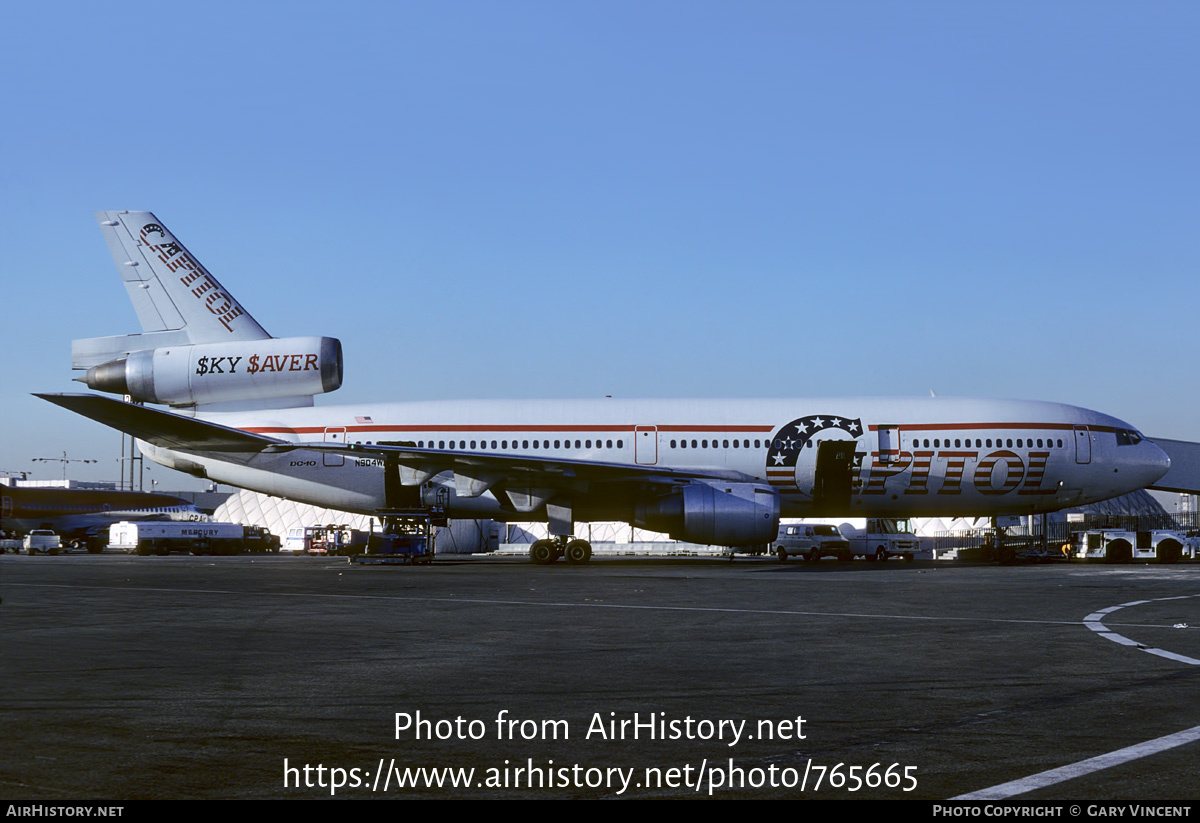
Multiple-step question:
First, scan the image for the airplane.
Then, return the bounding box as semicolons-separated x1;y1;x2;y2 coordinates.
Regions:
1;483;203;550
36;211;1173;563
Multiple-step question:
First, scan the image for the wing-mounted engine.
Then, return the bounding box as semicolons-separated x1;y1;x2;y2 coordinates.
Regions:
81;336;343;408
634;482;780;547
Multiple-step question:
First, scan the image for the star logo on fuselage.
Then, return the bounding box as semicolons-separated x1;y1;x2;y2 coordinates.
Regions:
765;414;865;473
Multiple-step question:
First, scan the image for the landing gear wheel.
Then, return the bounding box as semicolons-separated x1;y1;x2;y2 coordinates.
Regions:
530;539;557;565
565;539;592;564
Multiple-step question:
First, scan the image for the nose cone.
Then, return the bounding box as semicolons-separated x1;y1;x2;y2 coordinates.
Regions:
1130;439;1171;491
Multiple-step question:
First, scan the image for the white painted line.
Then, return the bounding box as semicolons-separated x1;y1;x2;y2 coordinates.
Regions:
1083;593;1200;665
954;724;1200;799
1146;648;1200;665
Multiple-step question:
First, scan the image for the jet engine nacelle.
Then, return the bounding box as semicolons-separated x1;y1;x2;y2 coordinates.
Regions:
634;482;780;547
82;336;343;407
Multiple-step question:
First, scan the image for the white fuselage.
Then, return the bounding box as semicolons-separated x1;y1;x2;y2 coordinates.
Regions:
138;396;1170;524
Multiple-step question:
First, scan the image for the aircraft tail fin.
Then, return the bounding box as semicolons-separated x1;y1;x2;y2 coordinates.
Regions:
75;212;270;369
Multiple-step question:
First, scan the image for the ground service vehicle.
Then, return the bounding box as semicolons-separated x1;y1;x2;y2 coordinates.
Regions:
773;523;849;561
1071;529;1187;563
243;525;281;553
846;518;920;561
303;524;370;555
23;529;62;555
109;521;251;555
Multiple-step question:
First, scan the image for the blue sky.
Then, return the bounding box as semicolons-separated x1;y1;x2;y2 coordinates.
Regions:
1;1;1197;488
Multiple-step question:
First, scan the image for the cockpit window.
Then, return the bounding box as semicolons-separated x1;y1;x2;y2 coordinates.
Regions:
1115;428;1144;446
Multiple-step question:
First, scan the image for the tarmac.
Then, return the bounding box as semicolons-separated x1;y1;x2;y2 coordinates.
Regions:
2;552;1199;800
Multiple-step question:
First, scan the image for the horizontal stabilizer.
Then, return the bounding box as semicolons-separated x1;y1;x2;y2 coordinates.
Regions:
35;393;284;453
1148;438;1200;494
72;330;194;370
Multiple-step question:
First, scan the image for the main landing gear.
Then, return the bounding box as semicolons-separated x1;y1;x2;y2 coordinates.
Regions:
529;536;593;565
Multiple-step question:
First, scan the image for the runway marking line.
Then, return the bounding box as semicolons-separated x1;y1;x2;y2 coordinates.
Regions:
1083;593;1200;666
953;724;1200;800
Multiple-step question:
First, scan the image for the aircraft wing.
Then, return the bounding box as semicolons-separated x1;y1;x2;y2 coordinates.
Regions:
1148;438;1200;495
36;393;285;453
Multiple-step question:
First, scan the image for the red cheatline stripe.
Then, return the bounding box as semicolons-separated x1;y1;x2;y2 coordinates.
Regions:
658;425;774;432
869;422;1114;433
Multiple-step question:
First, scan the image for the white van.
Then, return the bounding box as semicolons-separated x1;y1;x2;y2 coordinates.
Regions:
772;523;849;562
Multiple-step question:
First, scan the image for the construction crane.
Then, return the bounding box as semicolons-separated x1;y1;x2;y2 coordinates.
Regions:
31;452;97;482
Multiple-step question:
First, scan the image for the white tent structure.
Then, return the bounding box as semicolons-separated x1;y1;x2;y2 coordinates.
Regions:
211;489;499;553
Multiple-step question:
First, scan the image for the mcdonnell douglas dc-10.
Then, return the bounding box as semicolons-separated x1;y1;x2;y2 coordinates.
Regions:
38;211;1171;563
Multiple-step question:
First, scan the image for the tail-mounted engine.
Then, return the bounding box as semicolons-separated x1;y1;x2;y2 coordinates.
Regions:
82;336;343;407
634;482;780;547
